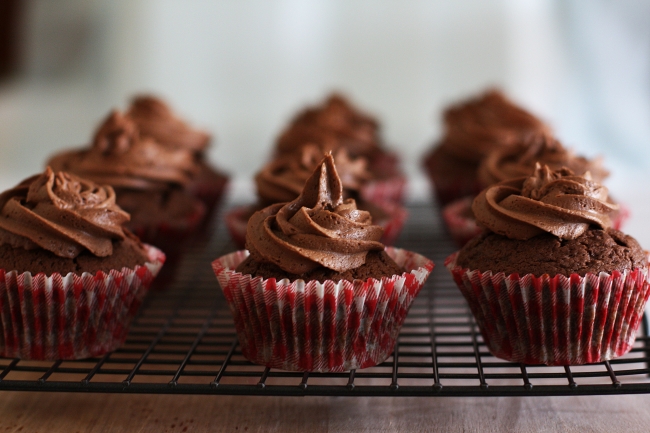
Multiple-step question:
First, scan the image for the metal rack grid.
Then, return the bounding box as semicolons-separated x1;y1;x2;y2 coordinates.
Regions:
1;202;650;397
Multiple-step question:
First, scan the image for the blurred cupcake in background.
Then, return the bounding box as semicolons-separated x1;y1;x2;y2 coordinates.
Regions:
127;95;229;229
423;89;551;205
442;133;627;247
48;110;205;288
275;93;406;204
477;132;609;187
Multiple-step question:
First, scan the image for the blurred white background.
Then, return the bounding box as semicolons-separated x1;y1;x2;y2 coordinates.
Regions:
0;0;649;240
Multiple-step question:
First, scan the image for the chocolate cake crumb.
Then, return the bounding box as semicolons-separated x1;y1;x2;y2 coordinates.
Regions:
0;234;150;276
456;228;646;277
236;250;404;283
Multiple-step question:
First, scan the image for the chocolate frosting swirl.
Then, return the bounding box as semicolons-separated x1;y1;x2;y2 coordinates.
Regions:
49;111;199;191
255;145;372;205
275;93;381;158
472;164;617;240
245;153;385;274
127;95;211;154
0;167;129;258
478;133;609;187
440;89;550;164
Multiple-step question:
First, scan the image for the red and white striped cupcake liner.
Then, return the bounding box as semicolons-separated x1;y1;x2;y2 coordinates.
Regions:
441;196;482;247
446;251;650;365
612;202;630;231
224;205;254;250
212;247;434;372
372;200;408;246
361;175;407;205
187;168;229;231
131;201;204;290
0;245;165;360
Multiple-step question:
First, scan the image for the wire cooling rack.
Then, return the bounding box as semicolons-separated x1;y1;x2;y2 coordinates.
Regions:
1;202;650;397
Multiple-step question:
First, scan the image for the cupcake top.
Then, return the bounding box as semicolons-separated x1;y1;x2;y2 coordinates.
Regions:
275;93;381;159
48;110;199;191
437;89;550;164
0;167;129;258
254;144;372;206
245;153;385;275
477;132;609;187
457;164;645;276
127;95;211;155
472;164;616;241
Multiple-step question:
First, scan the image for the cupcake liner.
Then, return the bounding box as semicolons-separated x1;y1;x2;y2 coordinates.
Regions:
0;245;165;360
212;247;434;372
365;151;406;204
225;205;256;249
612;203;630;231
361;176;407;205
131;200;205;290
188;166;229;231
446;252;650;365
441;196;482;247
372;200;408;246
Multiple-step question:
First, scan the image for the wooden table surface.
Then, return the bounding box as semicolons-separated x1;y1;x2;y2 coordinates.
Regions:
1;392;650;432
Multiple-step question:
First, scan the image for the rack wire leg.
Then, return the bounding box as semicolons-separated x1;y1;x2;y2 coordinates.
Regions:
643;312;650;377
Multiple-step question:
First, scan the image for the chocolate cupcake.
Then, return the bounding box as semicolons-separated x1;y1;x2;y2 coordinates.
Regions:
447;164;649;365
48;111;205;287
0;168;164;360
444;133;615;247
213;154;433;372
226;145;407;248
127;95;229;225
276;93;382;159
275;93;406;203
424;89;550;205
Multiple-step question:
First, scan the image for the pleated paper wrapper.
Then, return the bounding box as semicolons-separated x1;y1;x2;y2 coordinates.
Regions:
446;252;650;365
224;205;253;250
365;151;406;205
360;175;407;205
441;196;482;247
0;245;165;360
188;166;229;232
212;247;434;372
131;200;204;290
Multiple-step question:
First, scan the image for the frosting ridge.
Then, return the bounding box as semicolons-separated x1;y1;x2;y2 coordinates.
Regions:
246;153;384;274
472;164;617;240
127;95;211;154
478;133;609;186
276;93;381;158
440;89;550;163
49;110;199;191
0;167;129;258
255;145;371;205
